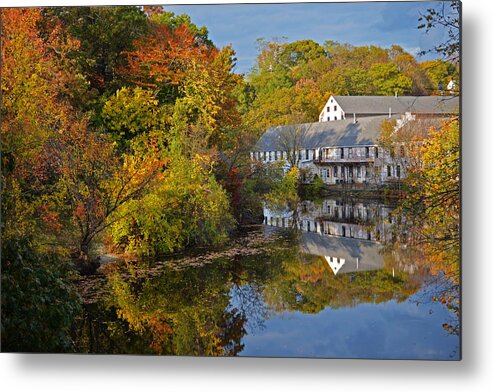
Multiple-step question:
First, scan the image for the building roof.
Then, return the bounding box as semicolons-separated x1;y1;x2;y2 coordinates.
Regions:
254;115;398;151
332;95;459;115
300;232;384;274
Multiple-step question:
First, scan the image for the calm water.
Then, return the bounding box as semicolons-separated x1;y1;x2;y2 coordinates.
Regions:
75;198;460;359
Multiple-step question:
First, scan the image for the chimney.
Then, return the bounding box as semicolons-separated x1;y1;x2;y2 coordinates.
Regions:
389;107;392;118
353;113;357;123
395;91;398;98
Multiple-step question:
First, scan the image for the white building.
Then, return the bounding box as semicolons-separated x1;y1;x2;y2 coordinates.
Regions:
318;95;459;123
251;95;459;186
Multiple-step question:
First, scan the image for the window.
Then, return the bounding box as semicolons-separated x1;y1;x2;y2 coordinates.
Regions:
312;149;316;160
400;145;405;157
348;148;353;158
263;151;266;160
357;166;361;178
365;147;370;158
340;148;344;159
397;165;401;178
334;105;337;111
334;166;338;177
387;165;392;177
341;166;345;177
298;150;302;161
306;149;309;160
334;116;338;120
375;147;379;158
327;106;331;112
269;151;273;161
366;166;370;178
349;166;353;177
322;169;327;180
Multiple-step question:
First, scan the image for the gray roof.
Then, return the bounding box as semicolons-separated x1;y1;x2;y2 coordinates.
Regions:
332;95;459;115
254;115;398;151
300;232;384;274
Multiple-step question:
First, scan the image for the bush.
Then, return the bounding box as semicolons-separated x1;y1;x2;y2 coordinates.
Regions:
111;155;235;256
1;238;81;352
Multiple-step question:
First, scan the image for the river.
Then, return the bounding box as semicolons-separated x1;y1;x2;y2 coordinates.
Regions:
73;197;460;359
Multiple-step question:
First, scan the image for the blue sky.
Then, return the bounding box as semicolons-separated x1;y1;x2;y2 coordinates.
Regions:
166;1;450;74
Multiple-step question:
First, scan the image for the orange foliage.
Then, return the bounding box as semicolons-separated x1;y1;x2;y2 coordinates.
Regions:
121;22;216;88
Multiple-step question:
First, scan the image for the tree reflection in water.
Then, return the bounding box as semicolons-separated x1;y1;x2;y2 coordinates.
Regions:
75;198;459;355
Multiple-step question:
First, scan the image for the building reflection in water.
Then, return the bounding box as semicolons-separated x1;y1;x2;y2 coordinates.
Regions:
263;199;415;276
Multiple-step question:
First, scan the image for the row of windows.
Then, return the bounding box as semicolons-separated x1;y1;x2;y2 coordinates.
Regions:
320;165;371;179
265;217;384;241
322;146;379;160
327;105;338;112
252;149;318;162
321;164;401;178
253;146;403;163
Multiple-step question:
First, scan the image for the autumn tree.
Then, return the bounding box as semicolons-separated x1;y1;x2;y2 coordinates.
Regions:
44;6;148;93
368;62;412;96
1;7;87;351
101;86;165;146
420;59;459;94
243;39;432;131
1;8;85;246
51;125;166;264
121;20;215;102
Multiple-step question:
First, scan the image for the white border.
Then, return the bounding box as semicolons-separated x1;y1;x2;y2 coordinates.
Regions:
1;1;492;392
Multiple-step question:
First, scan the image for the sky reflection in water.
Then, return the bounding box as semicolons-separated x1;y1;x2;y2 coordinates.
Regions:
85;198;459;359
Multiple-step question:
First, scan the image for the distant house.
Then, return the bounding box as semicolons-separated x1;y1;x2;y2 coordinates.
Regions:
251;95;459;185
447;80;457;92
318;95;459;122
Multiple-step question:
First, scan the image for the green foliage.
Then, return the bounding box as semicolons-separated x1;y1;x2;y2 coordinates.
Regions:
303;174;326;196
368;62;412;95
150;9;213;47
420;59;459;92
111;152;234;256
101;87;164;144
1;238;81;352
264;167;300;212
46;6;148;92
280;39;327;67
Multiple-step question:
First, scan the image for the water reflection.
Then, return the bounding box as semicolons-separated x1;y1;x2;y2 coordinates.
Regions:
263;198;414;276
75;198;459;359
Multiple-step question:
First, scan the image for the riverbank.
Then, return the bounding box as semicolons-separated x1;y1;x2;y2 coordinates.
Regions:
74;225;290;304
